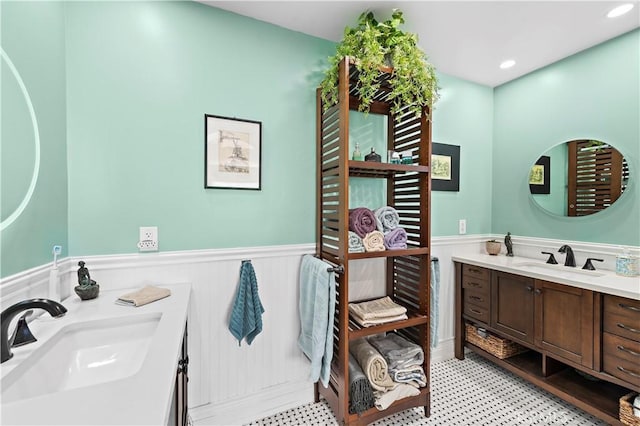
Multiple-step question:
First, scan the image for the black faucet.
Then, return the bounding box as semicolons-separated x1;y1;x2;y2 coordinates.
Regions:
1;299;67;363
558;245;576;267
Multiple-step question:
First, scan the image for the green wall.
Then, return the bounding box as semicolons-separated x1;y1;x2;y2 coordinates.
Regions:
0;1;68;277
493;30;640;245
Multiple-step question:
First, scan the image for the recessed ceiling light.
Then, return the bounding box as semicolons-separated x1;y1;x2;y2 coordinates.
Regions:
607;3;634;18
500;60;516;69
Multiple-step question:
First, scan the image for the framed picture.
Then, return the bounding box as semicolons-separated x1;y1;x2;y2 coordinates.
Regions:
529;155;550;194
205;114;262;190
431;142;460;191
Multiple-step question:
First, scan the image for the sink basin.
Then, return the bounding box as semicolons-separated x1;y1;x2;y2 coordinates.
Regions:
512;262;606;278
1;312;161;403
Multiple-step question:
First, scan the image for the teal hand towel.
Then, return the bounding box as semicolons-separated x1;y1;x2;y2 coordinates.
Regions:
229;260;265;346
297;255;336;387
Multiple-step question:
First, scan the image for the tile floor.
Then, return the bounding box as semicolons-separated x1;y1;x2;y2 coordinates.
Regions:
246;352;605;425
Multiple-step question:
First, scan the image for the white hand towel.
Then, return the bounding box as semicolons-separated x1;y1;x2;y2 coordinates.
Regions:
116;285;171;307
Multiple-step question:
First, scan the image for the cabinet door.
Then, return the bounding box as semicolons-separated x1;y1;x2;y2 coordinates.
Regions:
534;280;594;368
491;271;535;344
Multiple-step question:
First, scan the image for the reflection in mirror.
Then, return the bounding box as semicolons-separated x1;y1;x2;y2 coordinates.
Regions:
529;140;630;217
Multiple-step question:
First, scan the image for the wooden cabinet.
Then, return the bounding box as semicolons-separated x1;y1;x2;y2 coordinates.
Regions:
316;57;431;425
491;271;535;344
454;262;637;425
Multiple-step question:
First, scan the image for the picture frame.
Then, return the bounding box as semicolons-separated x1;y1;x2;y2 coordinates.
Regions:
431;142;460;191
529;155;550;194
205;114;262;190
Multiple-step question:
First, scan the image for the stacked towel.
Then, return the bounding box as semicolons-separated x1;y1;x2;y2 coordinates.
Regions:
349;208;377;238
383;227;408;250
228;261;265;346
389;366;427;387
349;338;395;391
374;206;400;233
363;230;385;252
349;297;408;327
368;333;424;372
373;384;420;410
297;255;336;387
348;354;375;414
348;231;365;253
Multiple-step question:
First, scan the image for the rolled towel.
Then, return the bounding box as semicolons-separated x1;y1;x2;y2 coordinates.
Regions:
389;365;427;387
383;227;408;250
349;338;396;392
363;231;385;252
368;333;424;371
375;206;400;233
373;383;420;411
348;354;375;414
349;208;377;238
349;296;407;321
348;231;365;253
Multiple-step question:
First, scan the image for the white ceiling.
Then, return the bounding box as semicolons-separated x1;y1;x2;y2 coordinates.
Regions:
200;1;639;87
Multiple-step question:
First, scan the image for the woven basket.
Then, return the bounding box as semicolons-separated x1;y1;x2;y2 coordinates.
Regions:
620;392;640;426
465;323;528;359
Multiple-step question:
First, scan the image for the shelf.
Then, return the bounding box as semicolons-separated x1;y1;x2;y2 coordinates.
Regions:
345;387;430;425
348;247;429;260
348;160;429;178
348;312;428;340
466;343;628;425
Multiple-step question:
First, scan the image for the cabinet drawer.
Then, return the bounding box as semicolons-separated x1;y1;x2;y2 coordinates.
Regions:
603;332;640;387
464;303;490;324
464;289;490;310
463;264;490;281
603;295;640;342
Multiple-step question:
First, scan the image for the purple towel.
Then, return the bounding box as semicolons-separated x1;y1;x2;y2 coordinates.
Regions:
384;228;408;250
349;208;377;238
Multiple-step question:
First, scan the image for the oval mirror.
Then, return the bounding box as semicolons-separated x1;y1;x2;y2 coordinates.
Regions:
529;139;630;217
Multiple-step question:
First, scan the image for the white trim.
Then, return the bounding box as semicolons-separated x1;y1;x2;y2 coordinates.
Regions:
431;337;455;363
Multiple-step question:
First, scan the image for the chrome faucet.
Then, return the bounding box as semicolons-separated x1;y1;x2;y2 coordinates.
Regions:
1;299;67;363
558;245;576;267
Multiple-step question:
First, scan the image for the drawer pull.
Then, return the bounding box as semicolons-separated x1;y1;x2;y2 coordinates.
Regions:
618;303;640;313
526;286;533;292
617;345;640;357
617;365;640;378
468;268;480;274
467;282;481;288
469;308;482;315
469;295;483;302
617;323;640;334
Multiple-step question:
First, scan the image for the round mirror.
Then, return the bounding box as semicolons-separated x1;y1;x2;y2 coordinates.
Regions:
529;139;630;217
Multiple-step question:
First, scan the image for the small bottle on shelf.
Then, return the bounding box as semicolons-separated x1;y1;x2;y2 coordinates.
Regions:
352;143;363;161
365;147;381;162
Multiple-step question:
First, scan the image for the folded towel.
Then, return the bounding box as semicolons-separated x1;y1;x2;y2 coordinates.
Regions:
349;338;396;392
349;208;377;238
375;206;400;233
348;231;365;253
228;260;265;346
389;365;427;387
368;333;424;371
348;354;375;414
383;227;408;250
350;311;408;327
373;383;420;410
348;297;407;321
116;285;171;307
363;230;385;252
298;255;336;388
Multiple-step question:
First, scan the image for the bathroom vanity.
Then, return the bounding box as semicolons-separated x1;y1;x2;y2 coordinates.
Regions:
453;253;639;425
0;284;191;425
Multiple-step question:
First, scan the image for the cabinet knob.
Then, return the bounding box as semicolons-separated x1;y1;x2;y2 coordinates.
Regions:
534;289;542;295
526;286;533;292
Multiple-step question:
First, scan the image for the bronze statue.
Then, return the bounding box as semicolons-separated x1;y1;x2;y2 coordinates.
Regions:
75;261;99;300
505;232;514;257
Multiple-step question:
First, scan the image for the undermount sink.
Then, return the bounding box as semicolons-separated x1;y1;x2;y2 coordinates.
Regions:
512;262;606;278
1;312;161;403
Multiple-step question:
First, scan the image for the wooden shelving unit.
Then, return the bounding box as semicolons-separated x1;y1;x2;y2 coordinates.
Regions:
315;57;432;425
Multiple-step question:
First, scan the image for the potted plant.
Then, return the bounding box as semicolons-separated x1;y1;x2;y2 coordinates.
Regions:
486;240;501;256
319;9;439;120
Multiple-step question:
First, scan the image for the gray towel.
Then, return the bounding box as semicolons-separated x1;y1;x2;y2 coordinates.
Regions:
348;354;375;414
367;333;424;371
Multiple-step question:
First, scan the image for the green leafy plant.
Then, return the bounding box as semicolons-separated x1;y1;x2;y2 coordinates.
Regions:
320;9;439;120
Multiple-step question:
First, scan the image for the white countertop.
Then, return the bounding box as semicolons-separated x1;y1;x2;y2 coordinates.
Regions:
452;253;640;300
1;283;191;425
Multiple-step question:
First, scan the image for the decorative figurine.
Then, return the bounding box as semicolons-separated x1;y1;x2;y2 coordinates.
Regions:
505;232;514;257
74;261;100;300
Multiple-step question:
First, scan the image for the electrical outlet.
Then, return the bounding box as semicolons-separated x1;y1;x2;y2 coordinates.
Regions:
458;219;467;235
138;226;158;252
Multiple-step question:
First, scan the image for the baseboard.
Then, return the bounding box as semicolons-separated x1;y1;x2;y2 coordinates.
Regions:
190;380;314;426
431;337;455;363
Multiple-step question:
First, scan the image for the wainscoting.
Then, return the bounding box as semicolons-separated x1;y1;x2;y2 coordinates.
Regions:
0;235;628;425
